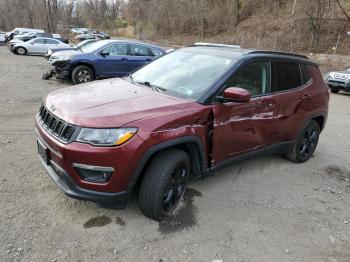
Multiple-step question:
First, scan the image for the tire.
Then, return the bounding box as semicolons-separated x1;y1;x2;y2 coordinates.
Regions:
331;89;340;94
139;149;190;221
15;47;27;55
71;65;94;85
286;120;320;163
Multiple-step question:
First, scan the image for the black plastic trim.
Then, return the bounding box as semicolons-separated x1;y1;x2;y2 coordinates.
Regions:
126;136;208;192
209;141;294;174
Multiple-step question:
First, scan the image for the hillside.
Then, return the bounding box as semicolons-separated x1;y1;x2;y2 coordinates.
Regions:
127;0;350;55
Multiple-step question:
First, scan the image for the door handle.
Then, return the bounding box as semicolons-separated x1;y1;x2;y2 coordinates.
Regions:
121;58;128;61
145;58;152;61
301;95;311;100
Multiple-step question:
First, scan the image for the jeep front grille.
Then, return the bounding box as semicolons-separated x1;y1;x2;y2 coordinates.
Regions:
38;104;76;142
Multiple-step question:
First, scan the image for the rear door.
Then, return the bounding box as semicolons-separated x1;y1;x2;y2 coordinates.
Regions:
268;60;311;142
44;39;60;54
211;60;272;164
127;44;159;72
95;43;129;78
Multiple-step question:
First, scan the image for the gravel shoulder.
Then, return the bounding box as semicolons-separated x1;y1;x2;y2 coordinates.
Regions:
0;47;350;262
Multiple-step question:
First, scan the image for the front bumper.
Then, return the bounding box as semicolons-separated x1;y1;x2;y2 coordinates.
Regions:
39;154;129;206
49;61;71;79
327;79;350;92
35;115;147;205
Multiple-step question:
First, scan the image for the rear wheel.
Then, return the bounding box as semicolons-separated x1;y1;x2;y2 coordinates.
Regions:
15;47;27;55
286;120;320;163
71;65;94;85
139;149;190;221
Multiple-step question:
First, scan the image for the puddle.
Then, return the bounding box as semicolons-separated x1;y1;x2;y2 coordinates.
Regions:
158;188;202;235
323;165;350;181
83;215;112;228
115;216;126;226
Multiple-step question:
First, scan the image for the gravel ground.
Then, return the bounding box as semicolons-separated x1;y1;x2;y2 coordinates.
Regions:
0;46;350;262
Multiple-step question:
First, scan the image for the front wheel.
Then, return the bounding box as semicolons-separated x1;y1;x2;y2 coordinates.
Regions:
139;149;190;221
71;65;94;85
15;47;27;55
286;120;320;163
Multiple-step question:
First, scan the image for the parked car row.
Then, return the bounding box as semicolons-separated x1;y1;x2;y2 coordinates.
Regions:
70;27;110;41
43;39;166;84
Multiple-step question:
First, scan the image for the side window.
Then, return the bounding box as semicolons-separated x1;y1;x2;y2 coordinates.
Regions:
271;61;302;92
301;64;312;84
33;39;46;44
225;61;271;96
102;44;128;56
129;44;154;56
46;39;58;45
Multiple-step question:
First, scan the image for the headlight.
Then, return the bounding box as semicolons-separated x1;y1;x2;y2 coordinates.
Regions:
77;128;138;146
55;55;72;61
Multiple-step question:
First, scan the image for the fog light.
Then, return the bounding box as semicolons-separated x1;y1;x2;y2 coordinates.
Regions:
73;163;114;183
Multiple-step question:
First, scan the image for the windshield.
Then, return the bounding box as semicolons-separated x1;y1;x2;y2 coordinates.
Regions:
131;49;237;100
80;41;108;53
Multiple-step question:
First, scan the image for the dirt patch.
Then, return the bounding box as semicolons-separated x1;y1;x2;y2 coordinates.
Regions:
83;215;112;228
158;188;202;235
323;165;350;182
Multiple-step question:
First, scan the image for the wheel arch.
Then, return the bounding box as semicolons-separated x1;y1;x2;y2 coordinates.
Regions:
127;136;208;195
70;61;96;77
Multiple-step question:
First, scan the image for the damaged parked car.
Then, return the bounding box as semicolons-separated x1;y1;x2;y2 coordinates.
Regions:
44;40;165;84
36;43;329;220
325;68;350;93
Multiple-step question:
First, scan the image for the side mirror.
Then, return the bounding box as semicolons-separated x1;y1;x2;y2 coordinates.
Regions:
222;87;250;103
100;51;109;57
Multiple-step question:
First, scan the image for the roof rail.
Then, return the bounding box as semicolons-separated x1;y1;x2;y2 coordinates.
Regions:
192;42;241;49
248;50;309;59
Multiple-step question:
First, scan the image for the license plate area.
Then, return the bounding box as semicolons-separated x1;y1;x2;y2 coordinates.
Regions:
37;139;50;165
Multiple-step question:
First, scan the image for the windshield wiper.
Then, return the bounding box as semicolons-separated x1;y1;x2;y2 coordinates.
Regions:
134;81;167;92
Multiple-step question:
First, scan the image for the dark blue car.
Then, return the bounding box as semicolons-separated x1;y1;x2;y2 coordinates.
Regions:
46;40;166;84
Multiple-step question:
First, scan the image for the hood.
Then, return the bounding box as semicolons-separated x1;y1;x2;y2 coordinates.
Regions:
44;78;200;128
51;49;81;57
328;71;350;81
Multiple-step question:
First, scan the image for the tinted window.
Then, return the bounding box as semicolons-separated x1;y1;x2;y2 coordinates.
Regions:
102;43;128;56
33;39;46;44
226;61;271;96
301;64;312;84
271;61;301;92
130;44;154;56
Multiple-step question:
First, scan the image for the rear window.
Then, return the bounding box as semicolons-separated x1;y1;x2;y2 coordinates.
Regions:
271;61;302;92
301;64;312;84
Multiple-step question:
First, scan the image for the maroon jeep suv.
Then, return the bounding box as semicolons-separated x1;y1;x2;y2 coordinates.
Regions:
35;44;329;220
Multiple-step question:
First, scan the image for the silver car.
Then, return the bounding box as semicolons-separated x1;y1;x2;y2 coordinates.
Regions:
325;68;350;94
11;37;69;56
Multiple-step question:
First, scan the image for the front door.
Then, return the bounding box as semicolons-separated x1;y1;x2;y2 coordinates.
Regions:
211;60;273;165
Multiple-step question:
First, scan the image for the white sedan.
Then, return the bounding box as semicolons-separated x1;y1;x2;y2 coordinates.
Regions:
11;37;70;56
